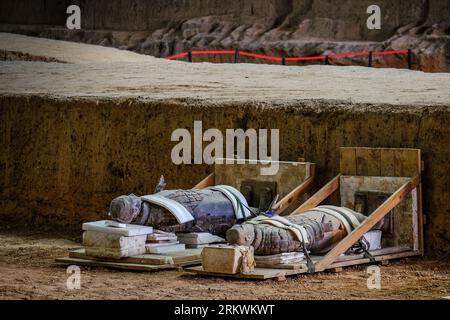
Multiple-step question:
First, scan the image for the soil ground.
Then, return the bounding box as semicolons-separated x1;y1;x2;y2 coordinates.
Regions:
0;228;448;300
1;33;450;106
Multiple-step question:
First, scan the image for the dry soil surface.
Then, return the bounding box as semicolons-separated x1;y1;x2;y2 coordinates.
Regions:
0;230;449;300
1;33;449;106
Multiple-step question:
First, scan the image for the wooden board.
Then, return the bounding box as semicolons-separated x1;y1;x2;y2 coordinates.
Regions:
186;265;308;280
57;249;202;270
340;147;421;177
194;173;215;189
293;174;340;214
214;158;315;214
340;176;415;248
55;257;197;271
326;250;421;269
315;175;420;272
185;247;420;280
340;147;423;254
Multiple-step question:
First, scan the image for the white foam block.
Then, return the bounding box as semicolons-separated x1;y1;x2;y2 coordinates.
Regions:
85;246;146;259
145;243;186;254
363;230;382;251
177;233;225;245
83;231;147;249
145;241;179;247
82;220;153;236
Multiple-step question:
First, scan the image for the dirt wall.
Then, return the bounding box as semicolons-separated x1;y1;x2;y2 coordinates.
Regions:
0;95;449;257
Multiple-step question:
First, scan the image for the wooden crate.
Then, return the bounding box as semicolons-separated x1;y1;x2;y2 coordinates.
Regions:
186;147;424;280
195;158;316;215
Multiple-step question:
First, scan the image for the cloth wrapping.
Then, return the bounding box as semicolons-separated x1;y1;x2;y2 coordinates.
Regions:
245;215;310;244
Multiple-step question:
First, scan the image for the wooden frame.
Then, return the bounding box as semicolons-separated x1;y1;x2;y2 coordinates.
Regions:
186;147;424;280
313;174;420;271
293;147;423;272
194;158;316;215
292;174;340;214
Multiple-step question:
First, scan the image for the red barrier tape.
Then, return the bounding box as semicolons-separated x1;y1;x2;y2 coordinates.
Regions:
191;50;236;55
286;55;326;61
166;52;189;60
166;49;409;61
238;51;283;61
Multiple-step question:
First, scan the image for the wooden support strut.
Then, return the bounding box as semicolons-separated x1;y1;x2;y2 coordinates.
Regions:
193;172;215;189
314;174;421;272
272;175;315;214
292;174;341;215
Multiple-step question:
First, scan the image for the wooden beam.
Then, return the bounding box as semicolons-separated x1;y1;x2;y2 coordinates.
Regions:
356;148;381;176
272;175;315;214
325;250;420;269
340;148;357;175
314;174;421;272
292;174;341;215
193;173;215;189
418;183;424;254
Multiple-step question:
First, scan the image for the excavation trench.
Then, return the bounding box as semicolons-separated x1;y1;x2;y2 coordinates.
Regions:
0;96;449;258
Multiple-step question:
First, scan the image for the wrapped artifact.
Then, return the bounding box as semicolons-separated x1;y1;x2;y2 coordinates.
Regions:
226;206;379;255
109;183;253;237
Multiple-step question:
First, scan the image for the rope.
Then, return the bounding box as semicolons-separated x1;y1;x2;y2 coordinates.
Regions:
166;49;410;62
354;239;376;263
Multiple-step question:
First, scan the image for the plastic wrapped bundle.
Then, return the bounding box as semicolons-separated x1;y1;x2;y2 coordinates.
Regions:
226;206;369;255
109;186;252;237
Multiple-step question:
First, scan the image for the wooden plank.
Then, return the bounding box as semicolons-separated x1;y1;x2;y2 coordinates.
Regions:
168;249;204;264
328;267;343;273
342;147;421;177
331;246;411;263
418;183;424;254
185;265;308;280
389;148;422;253
339;175;416;248
194;173;215;189
340;148;357;175
214;159;313;211
292;175;340;214
69;248;202;265
356;148;381;176
185;249;420;280
325;250;421;269
380;149;396;176
394;149;421;177
55;257;178;271
272;175;314;214
411;188;420;251
314;174;421;272
254;262;304;270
